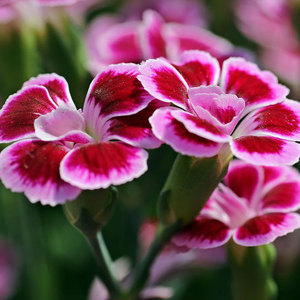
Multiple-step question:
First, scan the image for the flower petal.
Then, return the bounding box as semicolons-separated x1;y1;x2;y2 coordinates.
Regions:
233;213;300;246
93;21;142;66
138;58;189;109
221;57;289;114
149;108;222;157
172;217;232;249
84;64;152;137
240;100;300;140
224;160;263;205
140;10;167;59
170;110;230;142
260;180;300;213
0;140;81;206
60;142;148;189
23;73;76;108
105;100;165;149
230;136;300;166
188;88;245;134
164;23;232;60
0;86;57;142
172;50;220;87
34;107;88;142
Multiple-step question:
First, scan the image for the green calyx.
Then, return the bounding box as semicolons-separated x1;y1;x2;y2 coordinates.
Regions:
64;187;117;237
158;154;229;225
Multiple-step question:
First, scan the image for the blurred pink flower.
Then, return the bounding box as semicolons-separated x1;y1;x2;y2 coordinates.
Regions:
86;10;233;74
172;161;300;249
0;239;18;300
122;0;208;26
138;50;300;166
0;68;161;205
235;0;300;90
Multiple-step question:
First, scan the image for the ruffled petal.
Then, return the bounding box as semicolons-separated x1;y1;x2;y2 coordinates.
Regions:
239;100;300;141
224;160;263;205
172;217;232;249
84;64;152;138
221;57;289;114
0;86;57;142
149;107;222;157
230;136;300;166
138;58;189;109
234;213;300;246
260;179;300;213
60;142;148;189
105;100;165;149
170;110;230;142
139;10;167;59
172;50;220;87
34;107;90;143
0;140;81;206
23;73;76;108
94;21;142;65
164;23;233;60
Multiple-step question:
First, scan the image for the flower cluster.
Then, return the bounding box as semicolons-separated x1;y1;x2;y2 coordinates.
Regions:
139;50;300;165
0;66;161;205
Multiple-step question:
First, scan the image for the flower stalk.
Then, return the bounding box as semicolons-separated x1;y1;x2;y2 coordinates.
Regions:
228;242;277;300
127;221;182;298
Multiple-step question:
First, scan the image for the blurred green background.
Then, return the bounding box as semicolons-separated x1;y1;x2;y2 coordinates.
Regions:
1;0;300;299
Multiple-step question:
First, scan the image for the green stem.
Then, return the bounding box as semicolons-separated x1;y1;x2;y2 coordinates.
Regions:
127;221;181;298
87;231;122;298
228;242;277;300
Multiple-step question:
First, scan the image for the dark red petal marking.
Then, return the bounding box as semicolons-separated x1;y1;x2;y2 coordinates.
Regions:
142;11;167;58
173;218;231;249
171;116;218;146
263;166;283;184
225;164;260;202
24;74;73;106
60;141;148;189
236;213;286;239
226;68;273;105
0;86;57;141
234;136;284;154
153;67;188;102
86;67;150;119
173;61;214;87
183;113;226;137
253;103;299;136
107;100;164;148
110;31;142;63
262;182;300;210
12;141;67;184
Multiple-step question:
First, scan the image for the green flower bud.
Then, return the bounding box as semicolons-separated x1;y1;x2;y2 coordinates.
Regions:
64;187;117;237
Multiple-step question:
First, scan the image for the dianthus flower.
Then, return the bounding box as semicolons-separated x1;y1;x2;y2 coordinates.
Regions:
138;50;300;165
172;161;300;248
235;0;300;89
86;10;233;74
0;65;161;205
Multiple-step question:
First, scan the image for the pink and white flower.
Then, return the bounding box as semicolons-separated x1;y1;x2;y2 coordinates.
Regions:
86;10;233;74
0;66;160;206
0;239;18;300
138;50;300;166
172;160;300;248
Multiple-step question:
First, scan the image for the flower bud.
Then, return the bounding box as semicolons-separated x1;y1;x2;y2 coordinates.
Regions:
158;154;228;225
64;187;117;237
